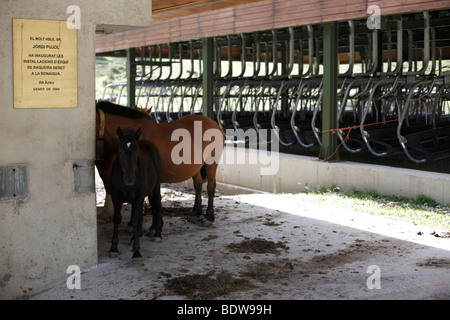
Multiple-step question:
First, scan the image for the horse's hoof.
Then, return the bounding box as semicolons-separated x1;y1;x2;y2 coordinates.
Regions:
146;232;162;242
132;252;143;260
187;215;200;224
109;251;119;258
200;219;214;227
188;215;213;227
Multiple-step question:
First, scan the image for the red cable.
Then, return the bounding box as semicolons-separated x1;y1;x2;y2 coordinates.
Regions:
317;82;450;162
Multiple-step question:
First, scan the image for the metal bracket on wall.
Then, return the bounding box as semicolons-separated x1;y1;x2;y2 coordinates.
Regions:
0;165;28;201
73;161;95;194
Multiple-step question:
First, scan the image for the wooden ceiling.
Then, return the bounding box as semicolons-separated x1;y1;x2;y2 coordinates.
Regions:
152;0;264;22
96;1;450;56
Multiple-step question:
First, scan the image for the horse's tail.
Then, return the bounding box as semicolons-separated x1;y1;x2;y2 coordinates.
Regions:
200;163;207;182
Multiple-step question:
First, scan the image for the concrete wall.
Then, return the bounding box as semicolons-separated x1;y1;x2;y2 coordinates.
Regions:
0;0;151;299
216;146;450;206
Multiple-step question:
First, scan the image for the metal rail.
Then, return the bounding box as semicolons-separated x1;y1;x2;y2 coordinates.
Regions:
100;10;450;163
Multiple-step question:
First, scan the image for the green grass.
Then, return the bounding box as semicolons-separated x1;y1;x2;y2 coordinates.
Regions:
293;186;450;230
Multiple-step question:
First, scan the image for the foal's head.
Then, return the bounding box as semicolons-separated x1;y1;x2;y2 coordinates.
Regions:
116;127;141;186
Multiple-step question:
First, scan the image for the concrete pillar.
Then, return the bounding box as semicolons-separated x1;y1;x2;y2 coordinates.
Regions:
0;0;151;299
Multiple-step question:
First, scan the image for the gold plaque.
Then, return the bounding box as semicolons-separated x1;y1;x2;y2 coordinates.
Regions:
13;19;77;108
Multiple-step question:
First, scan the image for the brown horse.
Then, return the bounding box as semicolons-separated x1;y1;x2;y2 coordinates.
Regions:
95;101;224;226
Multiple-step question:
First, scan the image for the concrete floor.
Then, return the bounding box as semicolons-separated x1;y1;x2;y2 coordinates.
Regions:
31;182;450;300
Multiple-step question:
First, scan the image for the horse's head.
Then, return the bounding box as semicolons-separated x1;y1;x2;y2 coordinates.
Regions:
134;105;154;120
116;127;141;186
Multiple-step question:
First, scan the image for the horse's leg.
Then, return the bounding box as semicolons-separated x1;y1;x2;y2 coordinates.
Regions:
137;204;143;237
125;200;146;235
108;198;122;258
205;179;216;223
126;207;137;234
146;195;155;236
147;187;163;241
96;160;115;222
130;200;144;259
102;193;115;222
188;171;203;224
204;163;218;224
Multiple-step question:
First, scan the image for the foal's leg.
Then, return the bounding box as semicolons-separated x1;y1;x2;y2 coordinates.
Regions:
127;196;148;235
188;171;204;223
130;200;144;259
147;195;155;235
109;199;122;258
147;186;163;241
126;203;145;235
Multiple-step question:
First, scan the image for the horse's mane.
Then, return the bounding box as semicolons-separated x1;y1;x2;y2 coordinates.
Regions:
96;101;151;120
